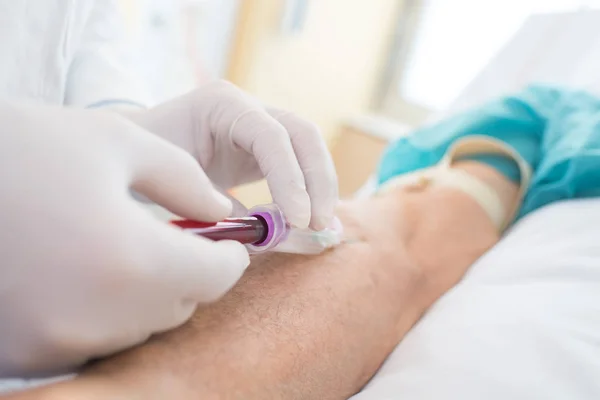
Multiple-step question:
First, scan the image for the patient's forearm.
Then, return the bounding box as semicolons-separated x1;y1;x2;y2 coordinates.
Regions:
4;203;423;400
72;197;425;400
5;162;517;400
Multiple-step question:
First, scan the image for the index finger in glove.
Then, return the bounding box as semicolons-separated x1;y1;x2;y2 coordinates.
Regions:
267;109;339;230
227;107;311;228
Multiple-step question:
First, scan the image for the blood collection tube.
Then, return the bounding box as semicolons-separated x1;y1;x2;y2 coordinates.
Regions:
172;203;343;255
171;217;268;244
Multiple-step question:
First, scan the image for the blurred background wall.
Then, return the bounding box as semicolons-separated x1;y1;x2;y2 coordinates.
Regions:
116;0;600;207
226;0;399;143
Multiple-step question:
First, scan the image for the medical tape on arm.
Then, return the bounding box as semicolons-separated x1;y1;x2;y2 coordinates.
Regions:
378;135;532;233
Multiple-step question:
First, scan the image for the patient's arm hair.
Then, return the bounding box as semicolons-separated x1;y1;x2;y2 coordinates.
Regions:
4;161;517;400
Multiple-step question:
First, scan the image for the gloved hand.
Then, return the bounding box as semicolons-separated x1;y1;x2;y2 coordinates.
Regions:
126;80;339;230
0;102;249;377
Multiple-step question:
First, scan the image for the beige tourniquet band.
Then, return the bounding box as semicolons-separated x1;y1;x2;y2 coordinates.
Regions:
378;135;532;233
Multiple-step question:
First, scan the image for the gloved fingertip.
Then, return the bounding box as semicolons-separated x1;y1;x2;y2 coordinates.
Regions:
216;241;250;293
287;212;311;229
214;189;234;209
217;240;251;270
310;215;333;231
230;198;249;217
275;188;311;228
202;189;234;220
191;240;250;303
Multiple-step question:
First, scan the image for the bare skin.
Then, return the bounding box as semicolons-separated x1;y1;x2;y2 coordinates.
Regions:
3;161;517;400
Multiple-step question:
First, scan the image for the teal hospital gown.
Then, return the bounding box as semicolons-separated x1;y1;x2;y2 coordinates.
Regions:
377;85;600;219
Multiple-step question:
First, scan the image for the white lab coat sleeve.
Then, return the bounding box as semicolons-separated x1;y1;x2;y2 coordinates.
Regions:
64;0;151;109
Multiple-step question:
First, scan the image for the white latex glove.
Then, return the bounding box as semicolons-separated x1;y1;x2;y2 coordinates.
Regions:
127;80;339;230
0;102;249;378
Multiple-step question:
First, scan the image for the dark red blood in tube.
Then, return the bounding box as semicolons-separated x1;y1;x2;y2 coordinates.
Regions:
171;220;217;229
172;217;268;245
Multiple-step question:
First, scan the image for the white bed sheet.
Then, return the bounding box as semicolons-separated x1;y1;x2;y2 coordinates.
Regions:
353;198;600;400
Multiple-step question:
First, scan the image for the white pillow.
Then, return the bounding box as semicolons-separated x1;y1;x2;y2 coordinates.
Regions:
353;198;600;400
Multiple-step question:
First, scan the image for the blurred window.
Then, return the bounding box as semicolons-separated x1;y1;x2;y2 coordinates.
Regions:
380;0;600;124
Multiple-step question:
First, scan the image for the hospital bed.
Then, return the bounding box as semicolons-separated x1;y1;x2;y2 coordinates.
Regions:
3;9;600;399
352;8;600;400
352;198;600;399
